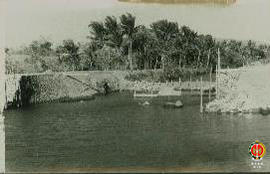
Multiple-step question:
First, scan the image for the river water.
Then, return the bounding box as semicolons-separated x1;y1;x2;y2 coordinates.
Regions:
4;92;270;172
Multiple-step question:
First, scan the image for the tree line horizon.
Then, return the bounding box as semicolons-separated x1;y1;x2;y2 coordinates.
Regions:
5;13;270;75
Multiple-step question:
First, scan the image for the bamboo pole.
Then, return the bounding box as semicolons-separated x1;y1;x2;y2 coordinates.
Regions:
34;91;36;104
217;48;221;99
4;81;7;110
189;75;191;89
218;48;221;70
18;82;21;107
14;73;16;92
209;66;212;102
200;76;203;113
216;65;218;98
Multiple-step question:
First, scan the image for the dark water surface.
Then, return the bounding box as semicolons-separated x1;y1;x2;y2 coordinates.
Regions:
4;92;270;172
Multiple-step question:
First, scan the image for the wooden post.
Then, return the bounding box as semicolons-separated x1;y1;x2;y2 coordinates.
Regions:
216;65;218;98
209;66;212;102
189;75;191;89
178;77;181;91
218;48;221;71
34;91;36;104
217;48;221;99
14;74;16;91
4;80;7;110
200;76;203;113
18;82;22;107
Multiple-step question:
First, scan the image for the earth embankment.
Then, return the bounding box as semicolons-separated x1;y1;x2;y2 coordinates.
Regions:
206;64;270;113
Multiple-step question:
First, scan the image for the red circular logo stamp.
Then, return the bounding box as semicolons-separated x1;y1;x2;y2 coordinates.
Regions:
249;140;266;160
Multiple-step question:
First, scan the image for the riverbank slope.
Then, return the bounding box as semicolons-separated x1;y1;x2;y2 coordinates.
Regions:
206;63;270;113
5;70;215;108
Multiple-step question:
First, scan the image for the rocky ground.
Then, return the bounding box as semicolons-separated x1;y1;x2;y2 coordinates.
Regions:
122;80;214;92
206;63;270;113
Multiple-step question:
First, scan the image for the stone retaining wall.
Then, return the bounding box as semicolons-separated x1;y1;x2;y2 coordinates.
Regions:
205;69;243;112
5;72;124;108
206;65;270;113
5;70;217;109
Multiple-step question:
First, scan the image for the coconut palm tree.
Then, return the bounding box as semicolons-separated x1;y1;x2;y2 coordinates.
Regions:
89;16;123;70
104;16;123;48
120;13;137;70
150;20;179;71
88;21;106;49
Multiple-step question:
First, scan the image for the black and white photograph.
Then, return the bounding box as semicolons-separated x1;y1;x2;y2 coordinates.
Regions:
1;0;270;173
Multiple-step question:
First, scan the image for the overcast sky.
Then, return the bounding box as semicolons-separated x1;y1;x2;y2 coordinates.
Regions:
3;0;270;48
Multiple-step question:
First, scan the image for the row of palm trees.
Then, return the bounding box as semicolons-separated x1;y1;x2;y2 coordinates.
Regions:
6;13;269;74
88;13;269;71
89;13;138;70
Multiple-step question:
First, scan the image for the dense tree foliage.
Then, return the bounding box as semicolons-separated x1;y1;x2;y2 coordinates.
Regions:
56;39;80;71
87;14;269;72
5;13;270;75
